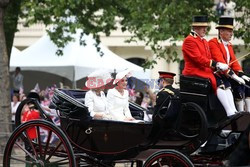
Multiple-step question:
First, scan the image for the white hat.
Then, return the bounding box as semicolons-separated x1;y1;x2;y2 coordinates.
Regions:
85;69;112;89
113;69;131;85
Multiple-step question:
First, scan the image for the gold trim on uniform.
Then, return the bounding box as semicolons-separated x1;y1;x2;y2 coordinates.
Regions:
191;22;209;27
162;88;175;95
216;25;233;29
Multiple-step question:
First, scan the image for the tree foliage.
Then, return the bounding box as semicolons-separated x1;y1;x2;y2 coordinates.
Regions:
20;0;215;68
20;0;250;68
234;0;250;46
4;0;21;59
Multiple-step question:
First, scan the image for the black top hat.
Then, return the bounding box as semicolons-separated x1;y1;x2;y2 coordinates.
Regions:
192;15;209;27
216;17;234;29
158;71;176;79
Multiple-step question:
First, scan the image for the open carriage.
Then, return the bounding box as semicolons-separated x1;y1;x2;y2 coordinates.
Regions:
3;75;250;167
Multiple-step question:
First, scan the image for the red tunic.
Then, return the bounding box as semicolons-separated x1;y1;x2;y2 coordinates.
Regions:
182;34;217;92
208;37;242;74
22;109;40;139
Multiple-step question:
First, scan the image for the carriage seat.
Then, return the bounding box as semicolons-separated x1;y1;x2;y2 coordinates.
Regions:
51;89;91;121
180;75;227;125
180;75;211;95
51;89;145;121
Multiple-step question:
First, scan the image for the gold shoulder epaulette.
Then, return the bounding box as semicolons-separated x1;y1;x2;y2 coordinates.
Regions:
162;88;175;95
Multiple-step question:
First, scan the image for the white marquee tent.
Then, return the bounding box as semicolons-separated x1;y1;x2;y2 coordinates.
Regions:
10;32;151;88
10;47;21;58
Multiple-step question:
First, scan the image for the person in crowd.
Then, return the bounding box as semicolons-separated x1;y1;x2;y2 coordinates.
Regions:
154;71;180;120
209;17;250;114
135;91;144;106
107;69;135;121
216;0;226;16
12;67;24;94
11;93;20;131
225;0;236;17
85;69;112;120
144;85;157;108
19;93;27;101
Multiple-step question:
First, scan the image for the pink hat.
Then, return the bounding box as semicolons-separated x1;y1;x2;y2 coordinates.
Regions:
85;69;112;89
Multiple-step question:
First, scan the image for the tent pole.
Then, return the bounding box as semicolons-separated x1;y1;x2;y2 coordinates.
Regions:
72;67;76;89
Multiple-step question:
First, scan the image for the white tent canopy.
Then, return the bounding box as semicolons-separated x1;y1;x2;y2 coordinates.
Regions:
10;47;21;57
10;32;150;87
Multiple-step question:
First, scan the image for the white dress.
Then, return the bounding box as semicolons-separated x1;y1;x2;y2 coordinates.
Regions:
85;90;108;118
107;88;132;121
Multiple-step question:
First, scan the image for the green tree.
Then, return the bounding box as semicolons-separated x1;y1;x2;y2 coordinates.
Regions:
0;0;11;153
234;0;250;46
21;0;215;67
0;0;21;154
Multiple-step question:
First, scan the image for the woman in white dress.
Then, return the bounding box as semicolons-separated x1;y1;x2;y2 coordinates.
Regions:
85;70;112;120
107;69;135;121
11;93;21;131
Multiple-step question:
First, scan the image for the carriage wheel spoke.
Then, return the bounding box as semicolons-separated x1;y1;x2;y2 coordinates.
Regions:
43;129;53;159
157;159;163;167
10;156;33;165
36;125;43;159
14;141;37;161
46;141;63;161
46;157;70;166
23;129;38;158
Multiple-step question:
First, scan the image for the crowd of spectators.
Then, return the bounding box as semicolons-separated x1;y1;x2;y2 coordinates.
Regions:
216;0;236;17
10;83;58;131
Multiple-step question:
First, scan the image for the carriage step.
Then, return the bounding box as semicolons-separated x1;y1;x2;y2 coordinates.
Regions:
208;112;244;130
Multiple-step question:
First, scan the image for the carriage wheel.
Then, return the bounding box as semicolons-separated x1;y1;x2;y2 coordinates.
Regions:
3;120;76;167
143;150;194;167
176;102;209;141
15;98;50;128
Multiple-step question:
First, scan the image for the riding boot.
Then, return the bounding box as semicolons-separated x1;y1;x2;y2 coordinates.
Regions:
235;99;244;112
217;88;235;116
245;98;250;112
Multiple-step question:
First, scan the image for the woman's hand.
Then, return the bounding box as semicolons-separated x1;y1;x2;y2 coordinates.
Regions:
93;113;104;119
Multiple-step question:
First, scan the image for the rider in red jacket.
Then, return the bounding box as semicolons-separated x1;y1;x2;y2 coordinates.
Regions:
209;17;250;115
182;15;228;93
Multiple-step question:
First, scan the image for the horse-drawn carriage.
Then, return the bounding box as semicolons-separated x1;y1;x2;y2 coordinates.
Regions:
3;75;250;166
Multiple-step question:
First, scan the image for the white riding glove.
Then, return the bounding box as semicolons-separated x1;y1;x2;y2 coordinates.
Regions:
232;74;245;85
241;75;250;82
216;62;229;71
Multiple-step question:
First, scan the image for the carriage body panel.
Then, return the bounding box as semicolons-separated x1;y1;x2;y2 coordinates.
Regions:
60;117;152;154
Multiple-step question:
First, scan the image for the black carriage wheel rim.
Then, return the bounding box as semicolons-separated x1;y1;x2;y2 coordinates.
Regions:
145;153;191;167
4;120;75;167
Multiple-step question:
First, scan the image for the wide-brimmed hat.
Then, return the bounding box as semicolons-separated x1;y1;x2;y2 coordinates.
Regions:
191;15;209;27
158;71;176;79
216;17;234;30
113;69;131;85
85;69;112;89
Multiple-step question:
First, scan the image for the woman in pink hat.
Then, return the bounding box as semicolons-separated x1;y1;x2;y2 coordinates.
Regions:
85;70;113;120
107;69;135;121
